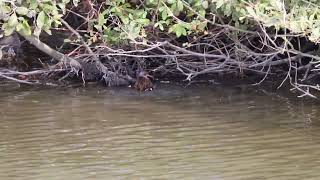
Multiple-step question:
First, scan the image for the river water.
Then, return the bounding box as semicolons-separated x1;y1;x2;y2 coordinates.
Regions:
0;83;320;180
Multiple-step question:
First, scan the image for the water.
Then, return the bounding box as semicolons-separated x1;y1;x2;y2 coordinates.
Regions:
0;83;320;180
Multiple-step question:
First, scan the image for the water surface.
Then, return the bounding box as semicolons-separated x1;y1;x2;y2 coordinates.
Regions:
0;84;320;180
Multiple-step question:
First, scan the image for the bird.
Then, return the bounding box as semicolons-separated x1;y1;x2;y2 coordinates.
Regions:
134;70;154;91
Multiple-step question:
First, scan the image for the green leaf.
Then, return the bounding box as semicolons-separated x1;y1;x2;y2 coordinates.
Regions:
158;6;164;11
98;13;105;26
129;13;133;20
0;5;11;14
169;24;187;37
53;14;63;21
18;20;31;36
29;0;38;9
120;16;129;24
158;23;164;31
177;27;186;37
57;3;66;13
199;9;206;17
136;18;150;25
246;7;256;17
167;0;176;4
16;7;29;15
37;11;48;29
3;23;15;36
8;13;18;27
16;22;23;32
216;0;224;9
271;0;283;11
177;0;184;11
73;0;80;6
224;3;231;16
161;9;168;20
202;1;209;9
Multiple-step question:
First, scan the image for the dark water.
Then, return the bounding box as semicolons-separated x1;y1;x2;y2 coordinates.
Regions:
0;83;320;180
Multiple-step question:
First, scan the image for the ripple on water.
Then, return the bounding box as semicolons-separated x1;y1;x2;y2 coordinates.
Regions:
1;85;320;179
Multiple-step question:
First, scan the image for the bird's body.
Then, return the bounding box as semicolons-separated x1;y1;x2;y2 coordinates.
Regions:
134;71;154;91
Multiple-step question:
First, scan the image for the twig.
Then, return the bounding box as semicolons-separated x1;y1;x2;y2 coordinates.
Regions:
0;73;36;85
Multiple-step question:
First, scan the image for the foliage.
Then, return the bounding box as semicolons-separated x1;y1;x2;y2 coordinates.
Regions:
0;0;77;36
245;0;320;42
0;0;320;43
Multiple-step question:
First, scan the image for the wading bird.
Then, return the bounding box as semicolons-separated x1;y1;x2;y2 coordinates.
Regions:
134;71;154;91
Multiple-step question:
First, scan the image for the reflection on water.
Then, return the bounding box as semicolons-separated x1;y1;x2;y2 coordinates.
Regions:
0;84;320;180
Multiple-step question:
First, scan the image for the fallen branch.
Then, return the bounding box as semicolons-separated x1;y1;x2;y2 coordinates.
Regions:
0;68;65;76
0;73;38;85
17;31;82;71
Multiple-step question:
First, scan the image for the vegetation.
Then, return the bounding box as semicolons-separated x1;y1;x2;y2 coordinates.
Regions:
1;0;320;97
